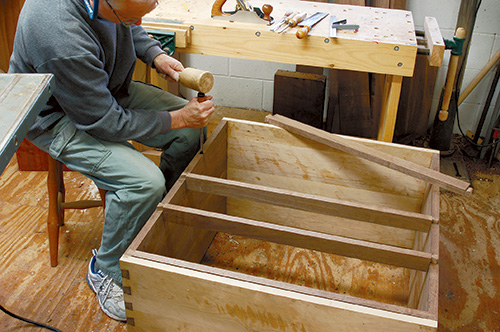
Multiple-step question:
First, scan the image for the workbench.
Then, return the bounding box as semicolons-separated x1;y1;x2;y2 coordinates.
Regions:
0;74;54;173
143;0;418;141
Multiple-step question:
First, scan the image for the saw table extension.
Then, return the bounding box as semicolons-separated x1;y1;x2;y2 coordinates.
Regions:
143;0;418;141
0;74;54;173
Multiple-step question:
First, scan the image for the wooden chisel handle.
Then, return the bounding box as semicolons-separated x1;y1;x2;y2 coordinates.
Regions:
289;12;307;27
282;11;298;25
296;25;311;39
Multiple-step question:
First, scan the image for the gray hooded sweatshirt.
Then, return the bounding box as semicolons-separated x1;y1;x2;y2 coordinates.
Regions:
9;0;171;142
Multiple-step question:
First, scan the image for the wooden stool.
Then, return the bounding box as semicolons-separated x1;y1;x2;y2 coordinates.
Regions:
47;154;107;267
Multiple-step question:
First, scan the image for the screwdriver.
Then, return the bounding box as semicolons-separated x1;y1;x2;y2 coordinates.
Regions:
277;11;303;33
278;12;307;34
270;10;294;32
272;10;297;32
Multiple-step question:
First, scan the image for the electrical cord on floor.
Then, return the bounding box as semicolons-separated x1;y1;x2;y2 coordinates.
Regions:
454;89;500;149
0;303;62;332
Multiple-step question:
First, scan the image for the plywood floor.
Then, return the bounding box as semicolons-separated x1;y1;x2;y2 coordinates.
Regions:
1;108;499;331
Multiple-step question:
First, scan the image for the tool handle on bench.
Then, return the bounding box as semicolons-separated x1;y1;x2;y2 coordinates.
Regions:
211;0;229;16
296;25;311;39
289;12;307;27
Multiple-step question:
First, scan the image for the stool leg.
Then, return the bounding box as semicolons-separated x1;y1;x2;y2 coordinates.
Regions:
47;156;63;267
56;160;65;226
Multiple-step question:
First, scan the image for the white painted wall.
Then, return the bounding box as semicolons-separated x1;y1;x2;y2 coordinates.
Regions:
180;0;500;136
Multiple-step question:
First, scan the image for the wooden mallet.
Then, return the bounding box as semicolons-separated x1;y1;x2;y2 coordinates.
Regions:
176;68;215;153
177;68;214;99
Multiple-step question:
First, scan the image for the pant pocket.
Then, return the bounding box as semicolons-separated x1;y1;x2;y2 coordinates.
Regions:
48;120;77;159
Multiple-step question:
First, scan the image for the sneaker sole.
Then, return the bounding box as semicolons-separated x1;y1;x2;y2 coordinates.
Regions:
97;297;127;322
87;274;126;321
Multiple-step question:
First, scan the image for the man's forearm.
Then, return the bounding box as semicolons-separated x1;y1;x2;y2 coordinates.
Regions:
169;109;187;129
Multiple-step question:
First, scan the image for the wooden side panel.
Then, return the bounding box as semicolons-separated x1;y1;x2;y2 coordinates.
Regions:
162;204;432;271
133;178;223;262
136;179;225;263
226;120;431;206
135;209;172;257
121;256;437;332
407;153;439;316
326;0;372;139
421;154;440;317
228;196;416;248
125;122;229;263
187;119;228;176
224;119;434;247
185;174;433;232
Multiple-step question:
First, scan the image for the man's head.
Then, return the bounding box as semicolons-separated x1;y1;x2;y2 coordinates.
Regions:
90;0;158;27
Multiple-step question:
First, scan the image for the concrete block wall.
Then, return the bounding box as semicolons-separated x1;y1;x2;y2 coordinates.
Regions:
178;54;296;111
181;0;500;136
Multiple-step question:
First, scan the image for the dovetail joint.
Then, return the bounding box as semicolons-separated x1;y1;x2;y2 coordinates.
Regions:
121;269;130;280
123;286;132;295
125;302;133;311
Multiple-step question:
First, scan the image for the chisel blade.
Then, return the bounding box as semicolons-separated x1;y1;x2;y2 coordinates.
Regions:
298;11;328;27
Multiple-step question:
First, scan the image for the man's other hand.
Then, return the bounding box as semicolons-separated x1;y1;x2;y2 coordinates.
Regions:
153;53;184;82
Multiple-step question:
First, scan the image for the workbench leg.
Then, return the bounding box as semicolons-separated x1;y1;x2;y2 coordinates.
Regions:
377;75;403;142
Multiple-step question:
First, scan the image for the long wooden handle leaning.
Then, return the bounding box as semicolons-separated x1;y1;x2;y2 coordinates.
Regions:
438;27;466;121
458;48;500;106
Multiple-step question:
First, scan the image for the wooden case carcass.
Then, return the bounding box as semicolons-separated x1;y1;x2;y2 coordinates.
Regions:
121;118;440;331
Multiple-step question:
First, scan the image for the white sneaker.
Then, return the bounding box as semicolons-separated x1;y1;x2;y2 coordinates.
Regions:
86;249;126;322
86;249;105;293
